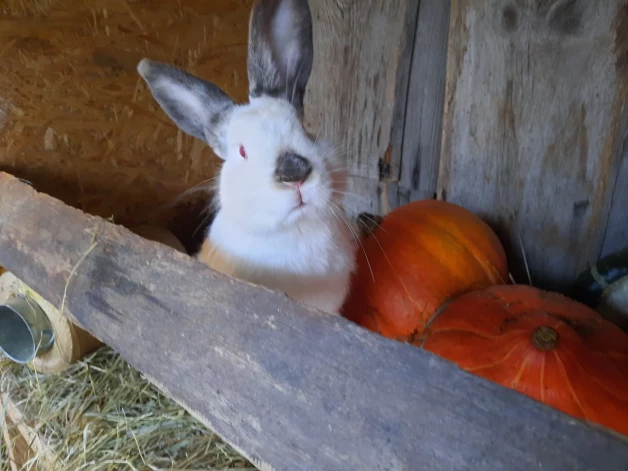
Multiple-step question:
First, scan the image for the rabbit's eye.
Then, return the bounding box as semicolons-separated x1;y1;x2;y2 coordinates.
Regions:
239;145;247;159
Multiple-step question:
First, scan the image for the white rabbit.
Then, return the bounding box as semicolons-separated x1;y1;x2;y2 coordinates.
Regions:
137;0;357;315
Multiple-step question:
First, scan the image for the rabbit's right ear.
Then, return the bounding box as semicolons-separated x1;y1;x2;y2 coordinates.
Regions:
247;0;314;119
138;59;235;160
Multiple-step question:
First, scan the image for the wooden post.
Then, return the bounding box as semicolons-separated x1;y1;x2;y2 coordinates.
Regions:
395;0;452;206
439;1;627;291
0;173;627;470
304;0;414;216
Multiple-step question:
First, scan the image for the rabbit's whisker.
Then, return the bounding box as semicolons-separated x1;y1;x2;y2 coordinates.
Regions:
329;203;374;282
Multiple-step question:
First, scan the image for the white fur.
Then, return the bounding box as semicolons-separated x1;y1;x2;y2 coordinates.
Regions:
139;0;357;315
206;97;357;314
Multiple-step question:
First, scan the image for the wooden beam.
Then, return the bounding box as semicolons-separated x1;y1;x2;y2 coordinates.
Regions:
396;0;451;206
601;137;628;258
439;1;628;291
0;172;627;470
304;0;411;216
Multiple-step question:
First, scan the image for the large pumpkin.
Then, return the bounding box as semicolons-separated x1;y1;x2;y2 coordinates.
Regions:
420;284;628;436
342;200;508;341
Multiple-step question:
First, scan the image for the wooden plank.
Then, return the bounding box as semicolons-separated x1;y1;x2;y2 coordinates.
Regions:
2;415;33;471
304;0;411;216
1;391;56;470
0;173;627;471
601;135;628;258
396;0;451;206
439;1;628;291
386;0;420;203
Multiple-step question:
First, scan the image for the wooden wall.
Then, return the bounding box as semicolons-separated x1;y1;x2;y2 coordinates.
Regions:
1;0;624;291
304;0;414;217
384;0;627;292
0;0;253;251
438;0;627;290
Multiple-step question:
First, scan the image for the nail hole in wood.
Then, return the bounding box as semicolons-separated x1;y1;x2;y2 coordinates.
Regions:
502;4;519;32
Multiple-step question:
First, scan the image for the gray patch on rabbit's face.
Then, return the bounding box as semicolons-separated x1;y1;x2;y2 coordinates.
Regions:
275;152;313;184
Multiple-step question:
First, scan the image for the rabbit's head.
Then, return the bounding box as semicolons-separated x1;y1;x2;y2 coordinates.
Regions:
138;0;346;235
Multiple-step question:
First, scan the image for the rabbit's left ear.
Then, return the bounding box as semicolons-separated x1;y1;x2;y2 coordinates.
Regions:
138;59;235;159
247;0;314;119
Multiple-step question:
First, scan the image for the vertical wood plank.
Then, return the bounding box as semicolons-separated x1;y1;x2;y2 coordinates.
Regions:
600;122;628;258
439;0;628;290
387;0;421;208
304;0;410;216
396;0;451;206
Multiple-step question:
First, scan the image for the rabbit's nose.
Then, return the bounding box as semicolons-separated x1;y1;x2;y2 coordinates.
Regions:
275;152;312;184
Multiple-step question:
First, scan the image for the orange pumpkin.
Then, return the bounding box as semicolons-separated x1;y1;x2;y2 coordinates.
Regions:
342;200;508;341
420;284;628;436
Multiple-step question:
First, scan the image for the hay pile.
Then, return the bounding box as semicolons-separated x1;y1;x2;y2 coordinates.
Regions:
1;348;253;471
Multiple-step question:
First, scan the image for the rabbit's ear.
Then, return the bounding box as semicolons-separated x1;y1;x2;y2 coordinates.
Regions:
138;59;235;159
247;0;314;119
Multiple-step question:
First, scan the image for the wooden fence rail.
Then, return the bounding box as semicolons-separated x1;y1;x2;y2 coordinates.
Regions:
1;172;627;470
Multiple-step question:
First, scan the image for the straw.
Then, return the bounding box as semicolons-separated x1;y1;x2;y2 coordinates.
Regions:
1;348;254;471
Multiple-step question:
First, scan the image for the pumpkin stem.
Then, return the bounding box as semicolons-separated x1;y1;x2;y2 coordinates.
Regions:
532;326;558;351
357;213;383;240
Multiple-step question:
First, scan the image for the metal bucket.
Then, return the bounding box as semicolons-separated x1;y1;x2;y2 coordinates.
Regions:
0;293;55;363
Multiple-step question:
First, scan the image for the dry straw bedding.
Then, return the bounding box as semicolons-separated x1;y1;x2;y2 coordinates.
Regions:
1;347;253;471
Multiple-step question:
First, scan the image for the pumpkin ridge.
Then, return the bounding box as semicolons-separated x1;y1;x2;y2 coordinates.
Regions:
557;340;628;403
465;339;527;372
553;349;587;419
586;369;628;403
388;211;503;291
372;220;439;330
489;290;537;313
413;213;507;284
510;350;532;387
425;219;506;286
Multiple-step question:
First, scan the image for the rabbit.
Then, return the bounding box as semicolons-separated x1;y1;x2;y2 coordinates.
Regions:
137;0;358;315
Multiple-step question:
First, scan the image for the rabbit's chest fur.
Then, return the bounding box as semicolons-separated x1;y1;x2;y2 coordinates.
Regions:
197;212;357;314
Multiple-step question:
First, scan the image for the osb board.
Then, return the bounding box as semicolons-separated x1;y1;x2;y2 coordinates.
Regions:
0;0;253;251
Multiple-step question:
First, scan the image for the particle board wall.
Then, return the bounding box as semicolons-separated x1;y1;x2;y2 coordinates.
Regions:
438;0;628;291
0;0;253;250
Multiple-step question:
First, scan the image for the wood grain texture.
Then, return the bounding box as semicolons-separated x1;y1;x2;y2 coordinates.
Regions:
304;0;410;216
0;0;253;254
601;134;628;258
1;390;56;470
1;413;34;471
1;173;628;470
387;0;420;193
439;0;628;291
396;0;451;205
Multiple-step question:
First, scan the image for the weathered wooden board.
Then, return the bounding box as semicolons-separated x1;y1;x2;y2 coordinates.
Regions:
1;173;628;471
439;0;628;291
601;133;628;258
304;0;412;217
396;0;451;206
0;390;56;471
